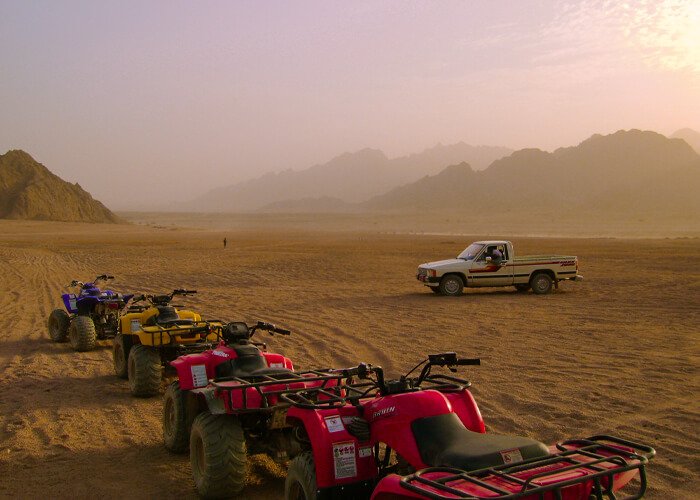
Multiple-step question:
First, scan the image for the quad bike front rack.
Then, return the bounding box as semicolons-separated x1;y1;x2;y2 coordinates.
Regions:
209;369;371;412
398;435;655;500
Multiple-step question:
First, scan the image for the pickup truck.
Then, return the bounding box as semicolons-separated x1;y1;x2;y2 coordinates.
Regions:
416;240;583;296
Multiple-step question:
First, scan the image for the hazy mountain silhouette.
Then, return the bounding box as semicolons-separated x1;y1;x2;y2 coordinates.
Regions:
189;143;512;212
365;130;700;216
0;150;121;223
671;128;700;154
256;196;358;214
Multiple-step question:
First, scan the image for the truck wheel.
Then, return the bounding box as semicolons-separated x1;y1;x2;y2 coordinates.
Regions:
530;273;553;295
68;315;97;351
285;451;317;500
190;412;247;497
164;381;198;453
48;309;70;342
515;284;530;293
113;334;129;379
439;275;464;296
128;345;162;397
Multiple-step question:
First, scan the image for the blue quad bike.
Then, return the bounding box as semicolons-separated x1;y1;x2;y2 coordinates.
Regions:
47;275;134;352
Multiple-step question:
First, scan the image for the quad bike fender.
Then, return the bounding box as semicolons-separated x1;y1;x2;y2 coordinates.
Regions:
287;406;378;489
262;352;294;370
363;390;456;469
62;294;79;314
370;474;423;500
444;390;485;433
171;345;234;390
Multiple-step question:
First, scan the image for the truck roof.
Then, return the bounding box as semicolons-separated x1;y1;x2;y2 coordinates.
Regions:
472;240;511;245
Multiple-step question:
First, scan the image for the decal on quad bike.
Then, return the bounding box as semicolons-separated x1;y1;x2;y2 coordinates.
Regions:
212;350;229;358
130;319;141;332
358;447;372;458
371;405;396;421
190;364;208;387
325;416;345;433
333;441;357;479
500;447;523;464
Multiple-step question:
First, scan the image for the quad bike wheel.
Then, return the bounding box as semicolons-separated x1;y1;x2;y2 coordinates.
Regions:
285;451;317;500
190;412;247;498
515;284;531;293
530;272;554;295
48;309;70;342
127;345;162;397
112;334;129;379
163;381;198;453
439;274;464;296
68;315;97;351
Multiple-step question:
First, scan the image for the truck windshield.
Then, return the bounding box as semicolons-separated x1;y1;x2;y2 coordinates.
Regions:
458;243;485;261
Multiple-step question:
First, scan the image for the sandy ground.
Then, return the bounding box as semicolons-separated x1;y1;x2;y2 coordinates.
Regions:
0;218;697;499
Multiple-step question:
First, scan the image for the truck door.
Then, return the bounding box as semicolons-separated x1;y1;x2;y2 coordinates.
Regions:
467;244;514;287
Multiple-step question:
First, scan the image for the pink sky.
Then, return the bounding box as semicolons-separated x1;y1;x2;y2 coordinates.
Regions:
1;1;698;208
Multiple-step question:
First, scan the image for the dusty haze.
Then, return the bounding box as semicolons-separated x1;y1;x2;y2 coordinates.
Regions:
1;1;699;209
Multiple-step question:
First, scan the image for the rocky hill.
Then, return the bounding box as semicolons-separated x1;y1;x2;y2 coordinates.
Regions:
0;150;121;223
189;142;512;212
365;130;700;217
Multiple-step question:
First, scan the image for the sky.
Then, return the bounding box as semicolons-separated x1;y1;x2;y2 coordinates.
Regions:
1;0;699;209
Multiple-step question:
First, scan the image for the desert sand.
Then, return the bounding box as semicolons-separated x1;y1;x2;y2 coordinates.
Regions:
0;216;697;499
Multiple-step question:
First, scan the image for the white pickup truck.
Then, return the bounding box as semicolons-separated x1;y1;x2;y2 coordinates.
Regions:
416;240;583;296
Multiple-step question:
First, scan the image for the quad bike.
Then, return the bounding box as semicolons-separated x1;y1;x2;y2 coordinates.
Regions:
165;321;358;497
172;350;654;499
47;275;133;352
113;289;223;397
162;320;294;456
280;354;656;500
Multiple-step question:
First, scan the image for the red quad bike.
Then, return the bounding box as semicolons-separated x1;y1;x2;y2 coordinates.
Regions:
165;320;353;498
163;320;295;454
276;353;655;500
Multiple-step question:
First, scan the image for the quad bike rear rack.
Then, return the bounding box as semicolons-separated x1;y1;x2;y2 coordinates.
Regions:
144;322;213;346
397;435;655;500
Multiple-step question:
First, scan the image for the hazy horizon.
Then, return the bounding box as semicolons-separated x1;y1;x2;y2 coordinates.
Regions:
1;1;699;209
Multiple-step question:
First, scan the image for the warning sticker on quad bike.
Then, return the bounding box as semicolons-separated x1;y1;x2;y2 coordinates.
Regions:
325;416;345;433
130;319;141;332
500;448;523;464
191;364;208;387
333;441;356;479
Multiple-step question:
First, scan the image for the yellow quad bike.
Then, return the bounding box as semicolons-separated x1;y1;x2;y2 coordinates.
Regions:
112;289;222;397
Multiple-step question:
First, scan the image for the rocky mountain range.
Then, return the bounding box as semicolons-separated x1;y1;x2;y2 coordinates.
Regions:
190;142;513;212
0;150;120;223
364;129;700;216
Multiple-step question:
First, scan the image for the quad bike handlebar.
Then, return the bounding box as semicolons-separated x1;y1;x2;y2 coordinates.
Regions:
252;321;291;336
317;352;480;400
216;320;292;344
67;274;115;288
130;289;198;305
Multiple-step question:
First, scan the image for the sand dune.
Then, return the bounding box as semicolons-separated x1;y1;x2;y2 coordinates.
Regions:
0;218;697;498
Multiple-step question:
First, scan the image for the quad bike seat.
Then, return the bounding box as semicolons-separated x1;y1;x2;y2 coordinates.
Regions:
147;306;195;326
412;413;549;471
214;343;292;380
